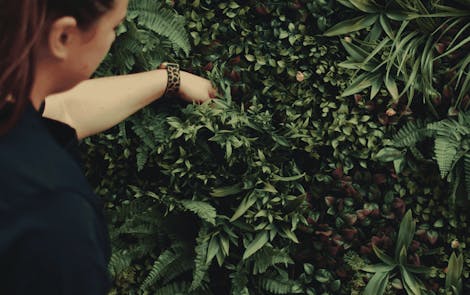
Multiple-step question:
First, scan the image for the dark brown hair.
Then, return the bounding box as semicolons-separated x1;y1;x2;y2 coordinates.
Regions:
0;0;114;135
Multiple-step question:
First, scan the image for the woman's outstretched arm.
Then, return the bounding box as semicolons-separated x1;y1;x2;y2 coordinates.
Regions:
43;69;216;140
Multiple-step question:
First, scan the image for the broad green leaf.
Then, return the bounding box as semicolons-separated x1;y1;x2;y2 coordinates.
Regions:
230;191;258;222
281;226;299;243
210;184;243;197
324;15;378;36
372;244;396;266
206;235;219;264
384;76;399;102
363;271;389;295
374;147;404;162
242;231;269;260
362;263;396;273
370;75;382;99
401;267;423;295
445;253;463;291
393;157;405;174
395;210;416;260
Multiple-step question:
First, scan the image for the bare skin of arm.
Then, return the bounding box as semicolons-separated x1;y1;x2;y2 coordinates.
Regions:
43;69;216;140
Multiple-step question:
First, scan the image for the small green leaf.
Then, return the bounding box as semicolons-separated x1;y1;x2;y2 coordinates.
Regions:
375;147;404;162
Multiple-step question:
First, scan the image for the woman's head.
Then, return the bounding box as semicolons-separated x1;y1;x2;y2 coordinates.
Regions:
0;0;128;134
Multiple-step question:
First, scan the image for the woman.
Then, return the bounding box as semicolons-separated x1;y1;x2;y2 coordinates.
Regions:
0;0;216;294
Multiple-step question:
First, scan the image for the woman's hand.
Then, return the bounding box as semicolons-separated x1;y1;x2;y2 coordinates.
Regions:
178;71;218;103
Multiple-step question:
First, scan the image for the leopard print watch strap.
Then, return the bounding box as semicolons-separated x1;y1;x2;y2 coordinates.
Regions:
160;62;180;97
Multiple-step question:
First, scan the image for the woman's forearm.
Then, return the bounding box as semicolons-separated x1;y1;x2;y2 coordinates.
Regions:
43;69;168;139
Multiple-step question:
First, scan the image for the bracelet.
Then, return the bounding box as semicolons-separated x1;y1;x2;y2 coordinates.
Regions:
159;62;181;97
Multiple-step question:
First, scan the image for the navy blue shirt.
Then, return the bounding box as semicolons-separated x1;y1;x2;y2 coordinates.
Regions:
0;102;111;294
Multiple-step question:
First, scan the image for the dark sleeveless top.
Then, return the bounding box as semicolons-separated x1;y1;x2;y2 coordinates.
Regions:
0;102;111;294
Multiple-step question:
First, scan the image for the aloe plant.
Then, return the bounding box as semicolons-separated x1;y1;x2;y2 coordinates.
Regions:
362;210;431;295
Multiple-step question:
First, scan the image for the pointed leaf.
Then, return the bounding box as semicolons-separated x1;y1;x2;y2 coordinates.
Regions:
242;231;269;260
230;191;258;222
363;271;389;295
395;210;415;260
401;267;423;295
372;244;396;266
362;263;396;273
210;184;243;197
324;15;378;36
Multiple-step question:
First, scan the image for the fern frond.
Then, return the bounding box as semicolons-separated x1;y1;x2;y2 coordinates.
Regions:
140;241;186;291
230;264;250;295
162;255;194;285
258;276;300;294
252;247;294;275
128;0;190;55
434;136;458;177
108;250;133;277
180;200;217;225
392;120;430;148
190;225;211;291
464;153;470;201
153;281;191;295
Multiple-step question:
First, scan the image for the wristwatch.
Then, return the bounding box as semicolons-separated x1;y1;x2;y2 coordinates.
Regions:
159;62;181;97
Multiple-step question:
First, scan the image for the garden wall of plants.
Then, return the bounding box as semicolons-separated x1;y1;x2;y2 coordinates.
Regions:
83;0;470;294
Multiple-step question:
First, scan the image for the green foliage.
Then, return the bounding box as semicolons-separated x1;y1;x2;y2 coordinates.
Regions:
325;0;470;114
81;0;470;294
96;0;189;76
376;112;470;204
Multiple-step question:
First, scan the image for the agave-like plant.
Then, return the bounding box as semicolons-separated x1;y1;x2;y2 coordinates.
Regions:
325;0;470;116
362;210;431;295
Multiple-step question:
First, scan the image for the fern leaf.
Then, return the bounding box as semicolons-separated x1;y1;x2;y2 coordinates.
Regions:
153;281;191;295
230;264;250;295
434;136;458;177
190;225;211;291
258;276;300;294
128;0;190;55
180;200;217;225
464;153;470;201
140;246;182;291
108;250;133;277
252;247;294;275
392;120;429;148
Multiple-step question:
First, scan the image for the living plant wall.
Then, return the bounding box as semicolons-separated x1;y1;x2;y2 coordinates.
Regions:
83;0;470;294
